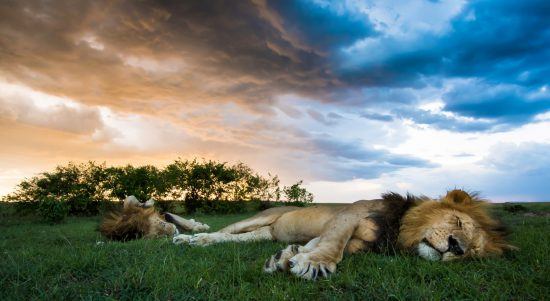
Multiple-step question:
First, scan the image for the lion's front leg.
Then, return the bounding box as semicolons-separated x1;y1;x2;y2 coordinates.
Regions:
264;237;320;273
264;244;301;273
288;252;337;280
286;211;367;280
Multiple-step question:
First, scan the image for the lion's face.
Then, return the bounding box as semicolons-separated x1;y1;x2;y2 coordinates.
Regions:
415;208;489;261
399;190;513;261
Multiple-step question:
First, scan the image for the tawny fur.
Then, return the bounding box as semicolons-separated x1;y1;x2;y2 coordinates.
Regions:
100;206;159;241
398;190;515;257
174;189;514;280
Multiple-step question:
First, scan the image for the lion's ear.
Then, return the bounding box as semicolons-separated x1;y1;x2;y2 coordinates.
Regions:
443;189;473;205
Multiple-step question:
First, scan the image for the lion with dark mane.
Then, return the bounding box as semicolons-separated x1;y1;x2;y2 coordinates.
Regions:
100;196;209;241
173;189;515;280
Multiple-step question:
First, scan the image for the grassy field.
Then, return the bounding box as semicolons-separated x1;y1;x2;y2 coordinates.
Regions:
1;203;549;300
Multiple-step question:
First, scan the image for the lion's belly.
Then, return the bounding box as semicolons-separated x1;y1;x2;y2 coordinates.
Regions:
270;206;344;243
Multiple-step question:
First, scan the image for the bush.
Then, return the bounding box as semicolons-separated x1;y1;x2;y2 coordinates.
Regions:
153;200;186;215
183;198;249;214
206;200;247;214
503;203;528;214
14;201;40;215
38;197;69;224
257;200;310;210
66;196;101;216
97;200;120;215
284;201;310;207
4;159;316;217
184;196;204;214
154;200;175;213
283;181;314;203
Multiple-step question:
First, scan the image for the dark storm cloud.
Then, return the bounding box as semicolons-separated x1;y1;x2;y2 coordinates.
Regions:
442;81;550;125
265;0;377;51
339;0;550;87
0;0;341;115
440;0;550;86
332;0;549;129
379;78;549;133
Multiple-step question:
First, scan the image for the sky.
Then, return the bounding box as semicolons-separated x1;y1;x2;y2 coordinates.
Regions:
0;0;549;202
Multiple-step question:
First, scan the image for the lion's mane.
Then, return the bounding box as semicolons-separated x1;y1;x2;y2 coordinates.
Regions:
100;206;157;241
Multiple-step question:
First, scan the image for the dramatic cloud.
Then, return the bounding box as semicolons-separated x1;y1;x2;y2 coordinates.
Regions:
0;82;104;135
443;80;550;125
338;0;549;85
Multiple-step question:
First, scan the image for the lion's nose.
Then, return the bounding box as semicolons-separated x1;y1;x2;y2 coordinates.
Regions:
448;236;465;255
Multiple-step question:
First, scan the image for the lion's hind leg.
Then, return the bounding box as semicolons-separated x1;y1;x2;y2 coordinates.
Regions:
175;226;274;246
218;206;298;234
174;207;297;246
264;244;300;273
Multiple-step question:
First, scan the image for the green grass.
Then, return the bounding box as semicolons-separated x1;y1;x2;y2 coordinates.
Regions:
1;204;549;300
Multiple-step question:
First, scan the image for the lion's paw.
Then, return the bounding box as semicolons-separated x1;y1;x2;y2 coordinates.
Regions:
172;234;193;245
288;253;336;280
189;233;227;246
263;244;300;273
191;223;210;232
143;198;155;208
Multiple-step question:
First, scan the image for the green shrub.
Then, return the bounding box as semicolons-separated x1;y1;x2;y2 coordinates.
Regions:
283;180;314;203
503;203;528;214
4;160;316;217
284;201;310;207
154;200;187;214
38;197;69;224
14;200;40;215
97;200;120;215
183;198;252;214
206;200;247;214
179;198;307;215
184;196;204;214
257;200;310;210
66;196;101;216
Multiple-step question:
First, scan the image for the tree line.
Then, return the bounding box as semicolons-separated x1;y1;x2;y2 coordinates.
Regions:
3;159;313;217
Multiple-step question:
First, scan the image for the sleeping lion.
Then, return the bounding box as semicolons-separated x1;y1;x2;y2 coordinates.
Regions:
173;190;515;280
100;196;210;241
